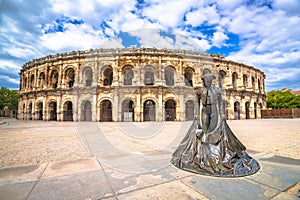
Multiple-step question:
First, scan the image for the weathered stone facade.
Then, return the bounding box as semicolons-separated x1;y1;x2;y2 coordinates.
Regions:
18;48;266;121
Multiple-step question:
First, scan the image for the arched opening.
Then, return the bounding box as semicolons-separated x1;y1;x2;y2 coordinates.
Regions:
258;79;261;92
184;68;194;87
37;102;43;120
232;72;238;90
252;77;255;90
123;65;134;85
103;66;113;86
254;102;257;119
165;66;175;86
24;77;27;89
65;68;75;88
100;100;112;122
143;100;156;121
49;101;57;121
218;70;226;88
28;103;33;120
63;101;73;121
22;103;26;120
83;67;93;87
81;101;92;121
30;74;34;89
165;99;176;121
245;102;250;119
234;101;240;120
39;72;45;89
122;100;134;121
185;100;194;121
243;74;248;89
50;70;59;89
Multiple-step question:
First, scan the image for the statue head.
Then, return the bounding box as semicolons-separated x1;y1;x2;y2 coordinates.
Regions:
201;68;215;87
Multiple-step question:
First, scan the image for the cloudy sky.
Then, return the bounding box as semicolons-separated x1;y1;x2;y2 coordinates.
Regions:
1;0;300;91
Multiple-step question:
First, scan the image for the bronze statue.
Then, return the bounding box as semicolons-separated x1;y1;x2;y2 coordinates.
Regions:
171;69;260;177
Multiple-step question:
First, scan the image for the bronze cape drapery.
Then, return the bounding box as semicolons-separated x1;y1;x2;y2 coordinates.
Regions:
171;71;260;177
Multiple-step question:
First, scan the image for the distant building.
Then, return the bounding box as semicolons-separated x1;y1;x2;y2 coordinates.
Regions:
281;88;300;95
0;106;17;118
18;48;266;121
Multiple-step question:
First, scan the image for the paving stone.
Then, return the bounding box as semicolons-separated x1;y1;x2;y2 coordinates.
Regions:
103;167;175;194
117;180;208;200
41;158;101;179
245;161;300;191
0;164;47;186
181;175;279;200
28;170;114;200
0;181;36;200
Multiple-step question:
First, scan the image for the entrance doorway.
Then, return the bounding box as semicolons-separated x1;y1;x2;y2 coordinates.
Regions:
63;101;73;121
245;102;250;119
37;102;43;120
234;101;240;120
165;99;176;121
49;102;57;121
100;100;112;122
122;100;134;121
143;100;156;121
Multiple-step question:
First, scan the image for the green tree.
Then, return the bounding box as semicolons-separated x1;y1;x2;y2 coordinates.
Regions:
0;87;18;110
266;90;300;109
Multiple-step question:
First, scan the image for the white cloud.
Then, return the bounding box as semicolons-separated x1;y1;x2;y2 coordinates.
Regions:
40;23;105;51
142;0;197;27
185;4;220;26
212;30;228;48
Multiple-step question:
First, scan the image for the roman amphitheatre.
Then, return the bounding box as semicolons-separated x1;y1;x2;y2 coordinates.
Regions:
18;48;266;122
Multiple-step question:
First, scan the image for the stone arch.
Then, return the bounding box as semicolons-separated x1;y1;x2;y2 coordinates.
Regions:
122;99;134;121
100;100;112;122
122;65;134;85
243;74;248;89
36;101;43;120
50;70;59;89
81;100;92;121
234;101;240;120
165;66;175;86
64;68;75;88
218;70;226;88
48;100;57;121
82;67;93;87
184;67;194;87
232;72;238;90
245;101;250;119
63;101;73;121
165;99;176;121
185;100;194;121
144;65;155;85
102;66;113;86
143;99;156;121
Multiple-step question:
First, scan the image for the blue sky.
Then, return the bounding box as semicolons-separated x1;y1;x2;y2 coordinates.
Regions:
1;0;300;91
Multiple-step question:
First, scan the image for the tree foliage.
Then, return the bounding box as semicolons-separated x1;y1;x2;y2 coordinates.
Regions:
266;90;300;109
0;87;18;110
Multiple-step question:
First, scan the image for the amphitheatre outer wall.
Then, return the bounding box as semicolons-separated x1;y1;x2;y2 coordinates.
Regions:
18;48;266;122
